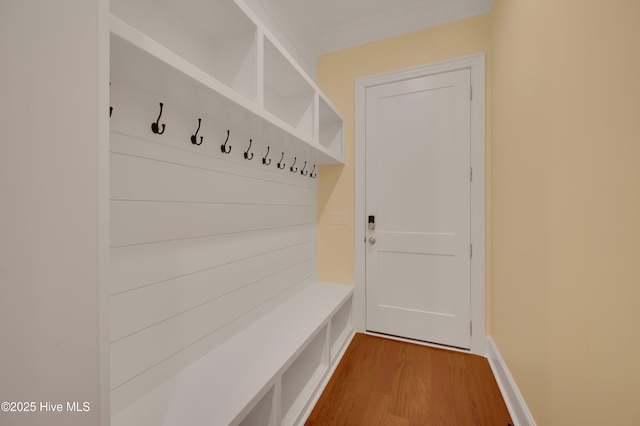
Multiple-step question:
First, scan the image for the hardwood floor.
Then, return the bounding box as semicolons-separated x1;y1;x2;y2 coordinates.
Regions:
306;333;513;426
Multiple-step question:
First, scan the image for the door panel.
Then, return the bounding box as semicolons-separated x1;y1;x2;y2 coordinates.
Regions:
377;251;456;314
365;68;471;349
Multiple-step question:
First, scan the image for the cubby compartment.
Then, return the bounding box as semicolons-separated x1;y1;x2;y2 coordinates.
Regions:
330;296;354;361
263;37;316;140
110;30;245;137
238;386;276;426
318;95;345;162
111;0;258;102
110;282;353;426
281;326;328;426
110;20;295;158
110;13;344;168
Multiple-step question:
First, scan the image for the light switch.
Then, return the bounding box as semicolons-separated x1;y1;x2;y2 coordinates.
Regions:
330;211;347;225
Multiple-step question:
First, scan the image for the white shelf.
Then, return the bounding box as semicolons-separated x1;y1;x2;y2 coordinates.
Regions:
110;0;344;165
111;0;258;102
330;295;353;361
239;386;276;426
281;327;328;426
319;94;345;162
264;37;315;140
110;17;258;134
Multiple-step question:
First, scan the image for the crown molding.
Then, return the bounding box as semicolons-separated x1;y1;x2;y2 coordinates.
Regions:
318;0;493;54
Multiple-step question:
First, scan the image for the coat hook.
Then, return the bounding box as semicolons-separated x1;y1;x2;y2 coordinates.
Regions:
244;139;254;160
190;118;203;145
300;161;308;176
290;157;298;173
277;152;286;169
262;146;271;165
109;82;113;117
221;130;231;153
310;165;317;178
151;102;166;134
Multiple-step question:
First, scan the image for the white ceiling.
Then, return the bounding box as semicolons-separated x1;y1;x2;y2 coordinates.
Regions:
279;0;493;54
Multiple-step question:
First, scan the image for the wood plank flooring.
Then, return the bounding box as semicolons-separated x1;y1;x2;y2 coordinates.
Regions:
306;333;513;426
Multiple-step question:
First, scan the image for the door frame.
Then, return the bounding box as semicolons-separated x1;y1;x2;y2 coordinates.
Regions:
354;53;486;355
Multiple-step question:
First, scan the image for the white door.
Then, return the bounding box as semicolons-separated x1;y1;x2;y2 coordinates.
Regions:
365;68;471;349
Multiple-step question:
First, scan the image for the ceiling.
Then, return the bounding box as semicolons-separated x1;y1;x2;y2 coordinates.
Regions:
279;0;493;54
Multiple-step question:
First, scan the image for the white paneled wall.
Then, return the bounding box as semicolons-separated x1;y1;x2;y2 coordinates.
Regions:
109;81;317;414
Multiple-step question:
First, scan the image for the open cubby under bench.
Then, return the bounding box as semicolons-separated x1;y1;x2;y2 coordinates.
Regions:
111;282;354;426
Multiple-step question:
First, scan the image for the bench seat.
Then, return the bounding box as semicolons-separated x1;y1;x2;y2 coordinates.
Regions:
112;281;354;426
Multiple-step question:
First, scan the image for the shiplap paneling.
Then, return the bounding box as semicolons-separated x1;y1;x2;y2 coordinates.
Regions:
109;80;317;414
110;242;313;341
110;278;310;415
110;260;312;387
111;200;313;247
110;226;311;295
110;151;315;205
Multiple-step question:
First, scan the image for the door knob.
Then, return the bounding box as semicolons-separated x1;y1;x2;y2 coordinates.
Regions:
368;237;376;245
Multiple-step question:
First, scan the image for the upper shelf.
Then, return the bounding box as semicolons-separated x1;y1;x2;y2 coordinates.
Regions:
263;37;315;142
110;0;344;165
111;0;258;102
319;94;345;161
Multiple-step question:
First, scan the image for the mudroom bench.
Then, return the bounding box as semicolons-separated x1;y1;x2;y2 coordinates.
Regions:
111;282;354;426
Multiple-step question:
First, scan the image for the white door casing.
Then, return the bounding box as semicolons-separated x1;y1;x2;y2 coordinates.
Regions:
355;53;486;355
365;68;471;349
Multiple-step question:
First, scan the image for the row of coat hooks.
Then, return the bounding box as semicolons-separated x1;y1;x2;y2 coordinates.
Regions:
143;102;318;178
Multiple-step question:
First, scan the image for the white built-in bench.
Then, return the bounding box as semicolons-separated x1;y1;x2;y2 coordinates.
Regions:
112;282;354;426
109;1;350;423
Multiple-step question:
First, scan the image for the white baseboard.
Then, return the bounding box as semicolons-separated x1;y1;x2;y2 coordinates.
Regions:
485;336;536;426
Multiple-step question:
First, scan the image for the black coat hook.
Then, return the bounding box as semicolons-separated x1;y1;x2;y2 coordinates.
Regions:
221;130;231;153
109;82;113;117
310;165;317;178
300;161;308;176
262;146;271;165
277;152;285;169
244;139;254;160
190;118;203;145
290;157;297;173
151;102;166;134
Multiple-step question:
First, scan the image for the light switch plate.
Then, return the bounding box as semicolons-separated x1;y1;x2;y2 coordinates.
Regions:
330;211;347;225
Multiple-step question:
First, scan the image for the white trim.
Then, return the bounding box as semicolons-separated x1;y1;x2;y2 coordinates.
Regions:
98;0;111;423
318;0;493;54
354;53;486;356
238;0;318;79
485;336;537;426
365;331;474;355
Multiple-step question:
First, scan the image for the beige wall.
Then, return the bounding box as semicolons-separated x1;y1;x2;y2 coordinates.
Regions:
491;0;640;424
318;1;640;424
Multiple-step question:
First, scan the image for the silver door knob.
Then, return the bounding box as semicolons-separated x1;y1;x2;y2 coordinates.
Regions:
368;237;376;245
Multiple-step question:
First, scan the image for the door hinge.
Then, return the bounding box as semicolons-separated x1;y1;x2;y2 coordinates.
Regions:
470;321;473;336
470;85;473;101
470;243;473;258
470;166;473;182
